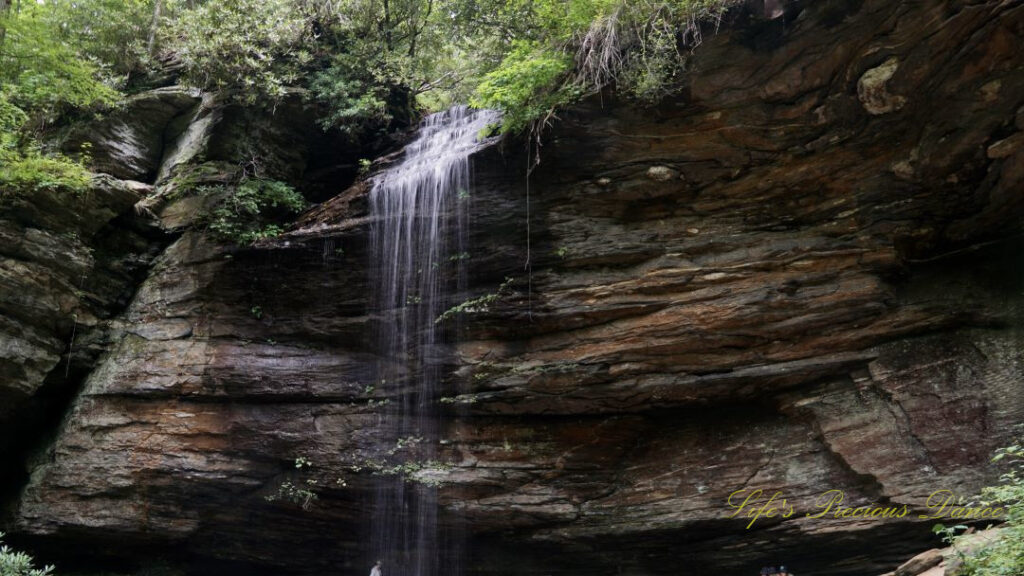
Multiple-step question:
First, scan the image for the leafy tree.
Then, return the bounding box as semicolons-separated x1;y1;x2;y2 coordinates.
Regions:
307;0;461;133
0;1;118;121
470;40;575;134
0;3;102;199
30;0;155;85
0;0;8;45
308;53;397;135
160;0;312;103
0;0;747;204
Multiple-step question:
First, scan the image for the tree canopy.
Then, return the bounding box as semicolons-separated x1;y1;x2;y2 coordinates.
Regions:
0;0;740;198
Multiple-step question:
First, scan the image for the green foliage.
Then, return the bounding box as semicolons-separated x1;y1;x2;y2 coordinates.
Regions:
0;146;92;198
468;0;740;132
0;3;109;201
435;276;514;324
265;480;319;509
161;0;312;103
947;443;1024;575
306;0;456;131
0;3;119;119
23;0;156;86
308;53;394;135
0;532;55;576
470;41;574;134
0;0;745;207
7;0;743;143
205;178;307;244
1;90;91;198
264;457;319;510
0;90;28;135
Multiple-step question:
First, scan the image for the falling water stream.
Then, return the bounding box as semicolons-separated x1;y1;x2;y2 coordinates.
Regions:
368;106;500;576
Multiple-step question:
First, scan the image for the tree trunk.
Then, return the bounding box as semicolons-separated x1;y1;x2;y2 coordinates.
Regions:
383;0;393;52
0;0;11;49
147;0;163;56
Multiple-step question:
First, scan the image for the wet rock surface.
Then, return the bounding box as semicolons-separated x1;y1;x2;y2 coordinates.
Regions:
3;0;1024;575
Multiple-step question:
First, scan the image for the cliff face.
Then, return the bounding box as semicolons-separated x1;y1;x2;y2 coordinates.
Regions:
0;137;173;501
3;0;1024;575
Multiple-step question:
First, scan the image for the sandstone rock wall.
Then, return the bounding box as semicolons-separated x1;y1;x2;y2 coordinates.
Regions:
4;0;1024;575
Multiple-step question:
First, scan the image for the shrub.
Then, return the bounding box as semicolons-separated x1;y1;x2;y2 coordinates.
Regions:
0;148;92;198
0;532;55;576
469;0;741;134
1;92;92;199
160;0;312;103
308;53;395;135
0;46;95;202
206;177;307;244
947;444;1024;575
470;41;576;134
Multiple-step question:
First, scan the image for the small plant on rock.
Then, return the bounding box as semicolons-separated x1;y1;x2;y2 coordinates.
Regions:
938;443;1024;575
205;177;307;245
265;457;319;510
0;532;55;576
435;277;515;324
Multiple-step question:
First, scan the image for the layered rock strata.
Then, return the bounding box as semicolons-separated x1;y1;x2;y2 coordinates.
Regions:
4;0;1024;575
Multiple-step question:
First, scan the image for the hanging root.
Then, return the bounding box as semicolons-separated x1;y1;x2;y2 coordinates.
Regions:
571;0;743;99
573;5;626;94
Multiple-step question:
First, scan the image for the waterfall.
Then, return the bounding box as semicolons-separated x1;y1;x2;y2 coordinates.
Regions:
368;105;499;576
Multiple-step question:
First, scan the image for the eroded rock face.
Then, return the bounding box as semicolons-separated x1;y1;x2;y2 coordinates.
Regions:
6;0;1024;575
0;175;164;487
1;83;373;532
858;57;906;115
63;87;203;181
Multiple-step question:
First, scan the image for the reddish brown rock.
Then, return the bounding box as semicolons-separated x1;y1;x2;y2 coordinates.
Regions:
0;175;165;484
5;1;1024;576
